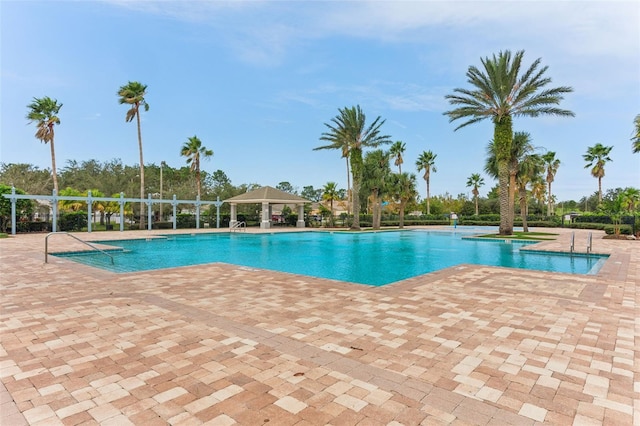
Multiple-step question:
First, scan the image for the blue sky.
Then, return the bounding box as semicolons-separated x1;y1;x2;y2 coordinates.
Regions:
1;0;639;202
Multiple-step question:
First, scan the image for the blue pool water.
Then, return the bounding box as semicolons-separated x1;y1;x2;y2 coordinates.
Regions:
54;230;608;286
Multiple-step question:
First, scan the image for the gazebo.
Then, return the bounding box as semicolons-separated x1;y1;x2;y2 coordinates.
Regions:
224;186;310;229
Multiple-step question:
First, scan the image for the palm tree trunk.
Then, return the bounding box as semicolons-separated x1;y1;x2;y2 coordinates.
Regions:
598;177;602;203
519;187;528;232
399;201;406;229
547;181;552;216
136;110;145;230
49;134;59;194
196;163;201;199
495;116;513;236
474;195;479;216
330;200;334;227
345;157;351;217
426;177;431;215
509;172;516;230
498;163;511;235
372;190;380;230
350;149;363;230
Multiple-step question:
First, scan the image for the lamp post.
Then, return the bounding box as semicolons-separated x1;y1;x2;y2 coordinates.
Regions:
160;161;166;221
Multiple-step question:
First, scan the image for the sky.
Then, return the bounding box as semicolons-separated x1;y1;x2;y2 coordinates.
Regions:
1;0;639;202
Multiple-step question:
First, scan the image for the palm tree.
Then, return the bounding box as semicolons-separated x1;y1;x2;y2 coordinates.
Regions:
389;141;406;173
317;105;391;230
583;143;613;203
541;151;561;216
362;150;391;229
632;114;640;153
314;126;351;217
322;182;340;227
515;154;544;232
619;187;639;213
85;189;106;225
390;173;418;229
118;81;149;229
619;187;640;236
466;173;485;215
485;132;535;225
180;136;213;199
58;187;85;212
26;96;62;193
444;49;574;235
416;151;437;215
531;178;547;209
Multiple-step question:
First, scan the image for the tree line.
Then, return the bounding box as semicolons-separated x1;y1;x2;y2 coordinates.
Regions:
19;50;640;234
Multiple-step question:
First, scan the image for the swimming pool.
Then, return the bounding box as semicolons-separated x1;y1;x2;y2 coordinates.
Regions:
54;230;608;286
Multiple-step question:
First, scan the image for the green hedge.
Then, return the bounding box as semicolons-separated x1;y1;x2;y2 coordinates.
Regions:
59;212;88;232
604;224;632;235
16;221;50;233
564;222;607;230
152;221;174;230
574;215;635;225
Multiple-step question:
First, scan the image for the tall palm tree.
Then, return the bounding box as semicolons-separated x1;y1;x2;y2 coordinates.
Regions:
322;182;339;227
415;151;437;215
444;49;574;235
466;173;485;215
485;132;535;225
362;150;391;229
389;141;406;173
180;136;213;199
314;125;351;217
118;81;149;229
632;114;640;153
390;172;418;229
515;153;543;232
541;151;561;216
26;96;62;193
530;177;547;209
317;105;391;230
583;143;613;203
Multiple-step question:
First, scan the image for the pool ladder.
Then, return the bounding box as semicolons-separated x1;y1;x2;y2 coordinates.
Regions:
45;232;114;264
570;232;592;253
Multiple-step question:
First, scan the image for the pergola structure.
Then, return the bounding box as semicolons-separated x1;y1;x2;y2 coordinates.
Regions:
224;186;310;229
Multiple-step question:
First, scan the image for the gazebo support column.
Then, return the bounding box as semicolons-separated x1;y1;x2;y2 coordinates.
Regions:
261;201;271;229
297;204;305;228
229;203;237;228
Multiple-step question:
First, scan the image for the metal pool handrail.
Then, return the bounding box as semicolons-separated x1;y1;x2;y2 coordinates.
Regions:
570;232;575;253
45;232;114;265
230;221;246;232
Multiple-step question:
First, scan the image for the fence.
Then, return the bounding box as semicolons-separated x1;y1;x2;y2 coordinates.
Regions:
2;187;224;235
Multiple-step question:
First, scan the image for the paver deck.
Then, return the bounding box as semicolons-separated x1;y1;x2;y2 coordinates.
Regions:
1;227;638;425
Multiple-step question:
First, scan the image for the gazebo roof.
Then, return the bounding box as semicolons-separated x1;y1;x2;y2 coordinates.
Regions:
224;186;310;204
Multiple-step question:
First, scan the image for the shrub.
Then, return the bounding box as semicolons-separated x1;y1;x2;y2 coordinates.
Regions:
16;221;50;233
604;224;632;235
0;184;35;233
176;214;205;229
565;222;606;230
59;211;88;232
152;221;173;230
574;215;611;224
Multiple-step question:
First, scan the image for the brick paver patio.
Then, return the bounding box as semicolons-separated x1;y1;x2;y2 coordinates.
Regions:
1;227;638;425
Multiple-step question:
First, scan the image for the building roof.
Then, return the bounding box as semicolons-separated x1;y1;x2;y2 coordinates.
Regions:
224;186;310;204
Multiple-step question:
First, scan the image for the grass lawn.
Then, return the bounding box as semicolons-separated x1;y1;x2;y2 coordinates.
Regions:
476;231;558;241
